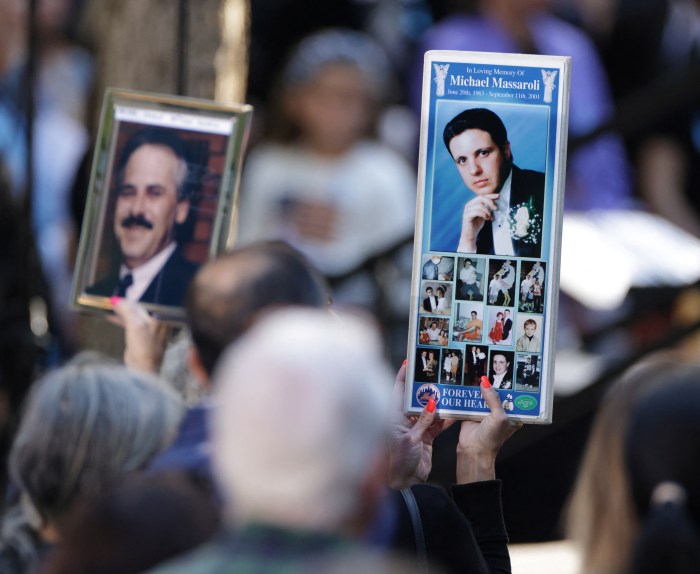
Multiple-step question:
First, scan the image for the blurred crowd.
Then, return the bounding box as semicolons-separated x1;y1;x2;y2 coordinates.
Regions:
1;0;700;571
1;0;698;365
0;240;696;573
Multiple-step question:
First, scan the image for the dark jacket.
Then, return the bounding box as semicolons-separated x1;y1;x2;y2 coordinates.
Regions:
86;248;199;307
391;482;510;574
475;165;545;258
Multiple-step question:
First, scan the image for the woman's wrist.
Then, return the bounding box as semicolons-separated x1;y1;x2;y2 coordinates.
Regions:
456;449;497;484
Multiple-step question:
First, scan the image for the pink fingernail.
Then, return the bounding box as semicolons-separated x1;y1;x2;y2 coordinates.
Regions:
426;399;436;413
402;359;407;367
110;296;122;306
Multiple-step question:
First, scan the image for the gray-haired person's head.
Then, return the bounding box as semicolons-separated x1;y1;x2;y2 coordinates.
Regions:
9;363;183;528
211;307;392;532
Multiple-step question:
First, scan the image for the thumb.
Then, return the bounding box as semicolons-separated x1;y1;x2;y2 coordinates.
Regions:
390;362;408;423
411;398;439;436
113;298;149;324
480;376;506;415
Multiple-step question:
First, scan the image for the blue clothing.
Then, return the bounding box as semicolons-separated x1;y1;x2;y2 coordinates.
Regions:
422;259;440;279
412;12;633;212
0;51;92;339
149;401;213;481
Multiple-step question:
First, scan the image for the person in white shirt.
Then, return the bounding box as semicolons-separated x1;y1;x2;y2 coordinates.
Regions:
237;29;415;311
443;352;453;382
459;258;480;300
426;322;441;342
435;286;449;314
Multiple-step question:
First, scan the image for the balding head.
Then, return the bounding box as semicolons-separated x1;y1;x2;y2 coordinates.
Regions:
186;241;330;375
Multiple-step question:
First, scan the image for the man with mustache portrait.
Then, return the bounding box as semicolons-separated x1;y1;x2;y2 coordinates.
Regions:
87;127;201;307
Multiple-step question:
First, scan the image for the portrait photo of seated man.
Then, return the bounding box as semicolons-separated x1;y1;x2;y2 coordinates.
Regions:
456;257;484;302
87;127;202;307
441;108;544;257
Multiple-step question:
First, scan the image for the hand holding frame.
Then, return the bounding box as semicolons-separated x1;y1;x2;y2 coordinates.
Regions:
388;363;455;489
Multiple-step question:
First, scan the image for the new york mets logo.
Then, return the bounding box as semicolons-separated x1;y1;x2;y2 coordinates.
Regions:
416;384;441;407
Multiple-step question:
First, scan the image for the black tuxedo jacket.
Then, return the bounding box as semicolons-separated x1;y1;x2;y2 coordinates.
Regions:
468;352;486;374
391;482;510;574
86;248;200;307
423;295;438;312
475;165;545;258
502;318;513;339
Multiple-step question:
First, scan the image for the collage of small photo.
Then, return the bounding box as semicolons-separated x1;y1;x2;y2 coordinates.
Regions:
518;260;546;314
485;307;514;346
419;281;453;316
488;350;514;390
455;257;485;302
417;316;450;346
473;349;543;393
420;254;455;317
421;255;455;282
440;349;463;384
414;347;440;383
415;346;467;386
486;258;516;307
463;344;488;387
415;252;548;393
516;354;542;391
453;301;483;343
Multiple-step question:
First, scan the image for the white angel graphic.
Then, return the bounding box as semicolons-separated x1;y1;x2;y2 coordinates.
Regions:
541;70;557;103
434;64;449;97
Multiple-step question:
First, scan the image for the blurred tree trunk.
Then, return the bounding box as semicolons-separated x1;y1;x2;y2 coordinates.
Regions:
83;0;249;105
77;0;250;358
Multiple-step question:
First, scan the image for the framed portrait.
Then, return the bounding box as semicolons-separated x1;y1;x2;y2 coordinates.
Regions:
404;51;571;423
71;88;253;322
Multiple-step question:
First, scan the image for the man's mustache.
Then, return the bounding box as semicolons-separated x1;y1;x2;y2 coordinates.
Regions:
120;214;153;230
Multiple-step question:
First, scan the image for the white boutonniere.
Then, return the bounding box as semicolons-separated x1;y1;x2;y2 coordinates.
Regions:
508;196;541;244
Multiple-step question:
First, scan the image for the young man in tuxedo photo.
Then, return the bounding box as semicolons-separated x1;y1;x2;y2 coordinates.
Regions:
443;108;544;257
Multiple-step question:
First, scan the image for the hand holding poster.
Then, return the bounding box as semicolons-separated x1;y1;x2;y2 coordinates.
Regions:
406;51;571;423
